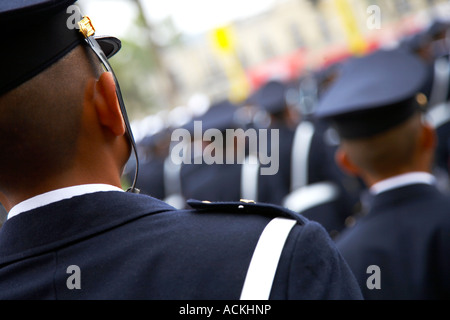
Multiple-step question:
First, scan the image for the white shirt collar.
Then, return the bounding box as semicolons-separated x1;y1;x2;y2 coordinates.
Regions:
370;172;436;195
7;184;124;220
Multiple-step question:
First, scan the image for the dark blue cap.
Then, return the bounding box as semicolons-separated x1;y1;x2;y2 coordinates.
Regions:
400;19;450;53
0;0;121;96
426;19;449;39
255;80;288;114
400;32;428;52
315;49;428;139
0;0;75;22
182;100;238;133
139;128;171;149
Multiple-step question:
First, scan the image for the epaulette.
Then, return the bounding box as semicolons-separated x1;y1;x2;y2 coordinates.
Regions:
186;199;307;225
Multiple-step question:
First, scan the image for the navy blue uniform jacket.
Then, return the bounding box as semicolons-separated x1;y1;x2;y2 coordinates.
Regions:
336;184;450;299
0;191;362;300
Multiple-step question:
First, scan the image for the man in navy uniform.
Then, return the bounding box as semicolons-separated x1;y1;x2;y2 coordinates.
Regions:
179;100;242;203
0;204;6;228
180;99;286;205
0;0;362;300
402;21;450;185
315;48;450;299
124;128;171;201
283;66;364;238
253;80;298;199
423;21;450;185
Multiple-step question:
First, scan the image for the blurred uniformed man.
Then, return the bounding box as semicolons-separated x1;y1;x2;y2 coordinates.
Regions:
255;80;296;195
180;100;286;204
424;21;450;186
316;48;450;299
124;128;172;200
283;66;364;238
0;204;6;228
0;0;362;300
180;100;242;202
402;21;450;186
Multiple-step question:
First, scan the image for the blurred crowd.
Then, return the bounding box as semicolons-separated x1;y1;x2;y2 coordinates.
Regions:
120;19;450;239
2;17;447;237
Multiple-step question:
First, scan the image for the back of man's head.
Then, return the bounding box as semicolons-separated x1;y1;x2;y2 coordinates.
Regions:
314;49;433;185
0;0;131;200
0;45;100;192
338;112;434;181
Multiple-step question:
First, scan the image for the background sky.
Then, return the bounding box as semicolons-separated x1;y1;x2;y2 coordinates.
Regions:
78;0;278;36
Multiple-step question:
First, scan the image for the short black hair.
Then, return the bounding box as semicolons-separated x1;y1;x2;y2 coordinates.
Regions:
0;45;100;191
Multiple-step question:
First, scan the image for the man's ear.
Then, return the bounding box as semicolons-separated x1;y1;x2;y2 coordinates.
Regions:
420;121;436;152
0;192;12;213
335;147;360;177
92;72;126;137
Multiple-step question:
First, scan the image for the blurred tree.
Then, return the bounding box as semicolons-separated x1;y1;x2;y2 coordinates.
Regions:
307;0;321;7
110;38;157;120
109;0;180;121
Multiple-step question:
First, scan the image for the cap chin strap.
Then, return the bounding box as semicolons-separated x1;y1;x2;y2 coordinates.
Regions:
78;17;140;194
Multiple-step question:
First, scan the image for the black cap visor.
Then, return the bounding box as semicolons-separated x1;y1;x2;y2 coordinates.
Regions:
96;36;121;59
331;97;421;140
0;7;121;96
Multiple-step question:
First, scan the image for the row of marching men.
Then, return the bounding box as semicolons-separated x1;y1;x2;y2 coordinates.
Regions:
123;19;450;240
123;67;365;240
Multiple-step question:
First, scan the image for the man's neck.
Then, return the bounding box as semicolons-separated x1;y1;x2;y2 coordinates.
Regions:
369;171;435;195
7;184;124;220
0;171;123;212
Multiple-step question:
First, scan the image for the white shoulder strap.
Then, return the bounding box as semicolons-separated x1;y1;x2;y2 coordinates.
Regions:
429;57;450;108
282;181;340;214
163;156;181;196
427;102;450;129
240;217;297;300
240;155;260;201
163;157;185;209
291;121;315;191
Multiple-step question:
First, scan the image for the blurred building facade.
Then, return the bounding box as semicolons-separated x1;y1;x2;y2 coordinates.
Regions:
146;0;449;110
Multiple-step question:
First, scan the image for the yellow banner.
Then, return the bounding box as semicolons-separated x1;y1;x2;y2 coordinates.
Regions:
211;26;235;53
334;0;367;55
210;25;250;103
